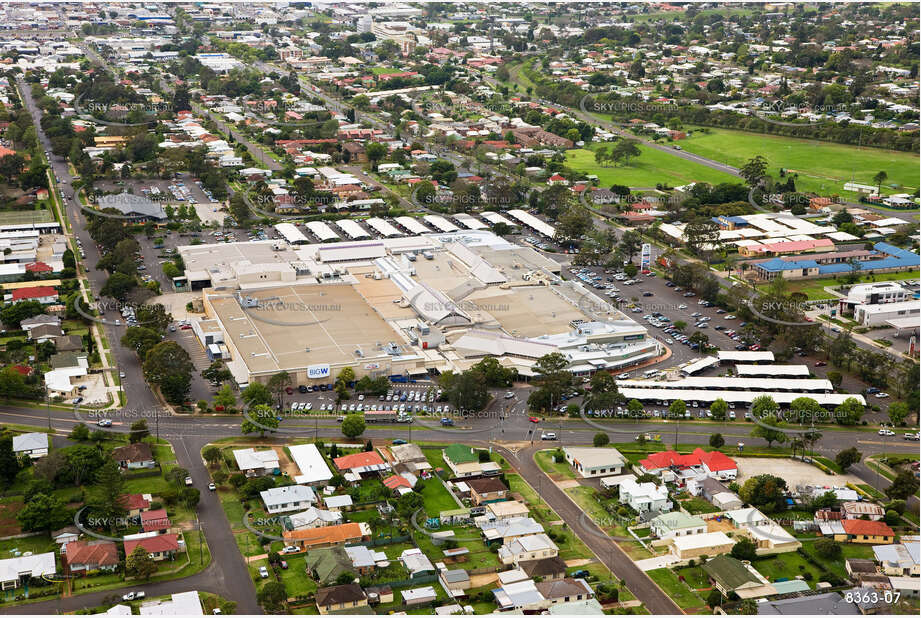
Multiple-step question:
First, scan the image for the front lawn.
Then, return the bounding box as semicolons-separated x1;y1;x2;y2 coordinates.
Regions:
682;497;720;515
534;449;576;479
752;552;826;588
646;568;706;610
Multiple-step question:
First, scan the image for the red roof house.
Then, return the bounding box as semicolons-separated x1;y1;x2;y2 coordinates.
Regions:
26;262;53;273
140;508;171;533
383;475;413;492
841;519;895;543
11;286;58;304
65;540;119;573
333;451;388;475
123;534;180;561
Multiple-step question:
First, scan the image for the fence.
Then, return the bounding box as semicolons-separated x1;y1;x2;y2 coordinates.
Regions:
360;572;437;590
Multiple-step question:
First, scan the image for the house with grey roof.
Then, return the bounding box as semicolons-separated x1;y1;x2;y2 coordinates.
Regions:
757;591;860;615
260;485;317;514
12;432;48;459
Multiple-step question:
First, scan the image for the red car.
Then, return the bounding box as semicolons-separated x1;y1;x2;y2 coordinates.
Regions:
528;416;540;423
180;324;192;330
815;360;827;367
285;386;294;395
748;344;760;351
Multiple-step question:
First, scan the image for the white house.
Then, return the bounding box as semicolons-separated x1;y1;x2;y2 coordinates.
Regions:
260;485;317;514
562;447;626;478
12;432;49;459
286;507;343;530
289;443;333;485
233;448;280;477
498;534;559;565
0;552;56;590
139;590;204;615
650;512;707;539
618;478;670;514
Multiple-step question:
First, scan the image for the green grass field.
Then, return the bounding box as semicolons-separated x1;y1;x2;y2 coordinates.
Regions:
758;270;920;301
566;144;738;189
678;127;920;198
646;568;706;610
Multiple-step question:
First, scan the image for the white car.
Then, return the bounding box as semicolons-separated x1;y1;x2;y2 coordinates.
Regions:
184;476;193;486
540;432;557;440
875;392;890;398
665;339;673;344
123;592;145;601
97;418;112;427
677;304;687;309
878;429;895;436
259;566;269;578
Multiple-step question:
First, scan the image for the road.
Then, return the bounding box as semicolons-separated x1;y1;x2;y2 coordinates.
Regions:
16;77;263;615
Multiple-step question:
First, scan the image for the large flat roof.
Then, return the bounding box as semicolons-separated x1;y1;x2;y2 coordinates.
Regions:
617;377;832;391
618;387;865;407
736;364;811;377
206;284;404;374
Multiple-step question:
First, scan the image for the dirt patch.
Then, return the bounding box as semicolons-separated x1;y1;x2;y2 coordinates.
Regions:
272;445;298;477
469;572;498;588
706;518;735;534
564;558;594;567
737;457;862;488
0;499;24;537
555;479;581;489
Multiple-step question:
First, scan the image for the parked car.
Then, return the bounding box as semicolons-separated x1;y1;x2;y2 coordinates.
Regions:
184;476;193;486
259;566;269;578
208;482;216;491
122;592;145;601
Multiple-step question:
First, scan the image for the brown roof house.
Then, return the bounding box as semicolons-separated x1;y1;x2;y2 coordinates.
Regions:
467;477;508;505
316;583;368;614
519;556;568;581
64;540;119;574
111;443;155;469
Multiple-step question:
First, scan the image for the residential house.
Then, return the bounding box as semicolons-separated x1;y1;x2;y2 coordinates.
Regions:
637;448;737;483
12;432;48;459
383;473;415;496
487;500;530;521
232;448;280;477
498;533;559;565
20;314;61;337
479;517;544;543
111;443;155;469
400;548;436;578
11;285;58;304
324;495;353;511
439;568;471;594
702;555;769;598
260;485;317;514
138;590;204;615
332;451;390;478
841;520;896;544
285;507;343;530
123;533;181;561
282;522;368;550
873;540;920;577
64;540;119;574
402;586;438;606
563;447;626;478
650;512;707;539
535;578;594;606
316;583;368;614
668;531;734;560
756;591;860;615
0;552;56;590
493;579;546;611
140;509;171;534
304;547;356;584
519;556;568;581
843;501;885;521
618;478;671;514
467;477;508;505
119;493;152;518
25;322;63;343
389;443;432;475
442;444;489;478
44;351;89;398
52;526;80;547
344;545;383;576
288;443;333;485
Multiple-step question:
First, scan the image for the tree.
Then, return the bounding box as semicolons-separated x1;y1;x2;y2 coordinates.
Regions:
710;398;728;421
180;487;200;509
126;545;157;580
872;170;888;195
69;423;91;441
750;414;787;448
336;367;355;389
730;538;757;561
129;419;150;443
121;326;162;360
884;509;901;526
241;382;273;407
886;469;920;501
706;590;723;609
668;399;686;419
267;371;292;406
439;368;489;413
826;370;843;390
341;414;366;438
835;447;862;471
627;399;644;418
739;474;787;513
203;446;221;467
709;433;725;449
258;580;287;611
214;384;237;412
17;493;71;532
814;538;842;560
100;272;137;301
887;401;909;426
202;361;233;387
593;433;610;447
241;404;280;437
88;461;126;529
528;352;572;413
834;397;864;426
143;341;193;404
365;142;388;170
740;155;768;186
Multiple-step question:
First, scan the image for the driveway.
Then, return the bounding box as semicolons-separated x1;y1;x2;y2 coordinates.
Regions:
635;554;680;571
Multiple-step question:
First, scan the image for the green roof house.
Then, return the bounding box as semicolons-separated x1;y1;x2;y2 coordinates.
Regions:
701;555;766;597
649;511;707;539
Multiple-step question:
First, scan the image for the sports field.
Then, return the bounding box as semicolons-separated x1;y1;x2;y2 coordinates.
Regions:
678;127;919;198
565;143;738;189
